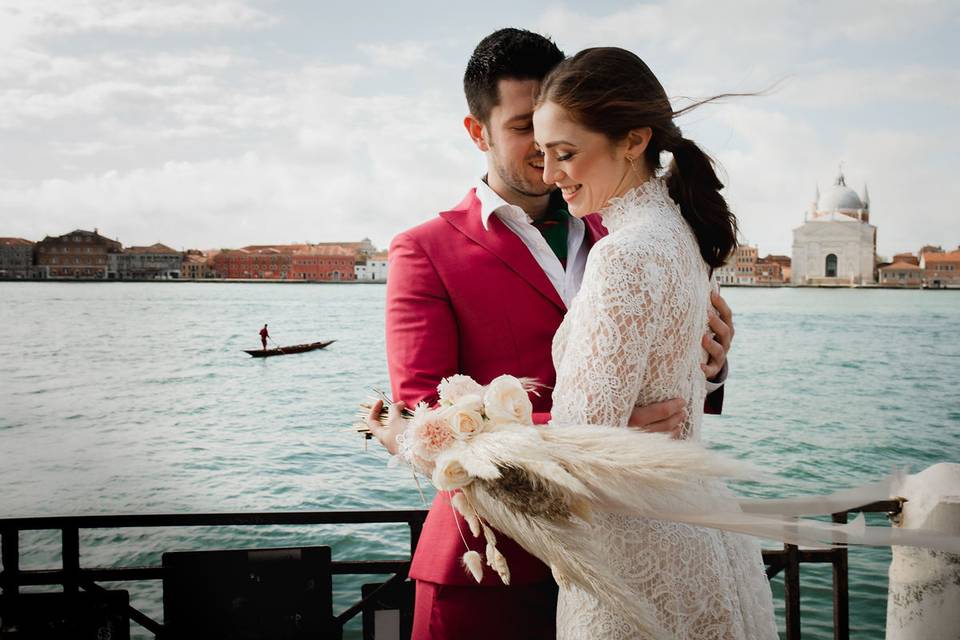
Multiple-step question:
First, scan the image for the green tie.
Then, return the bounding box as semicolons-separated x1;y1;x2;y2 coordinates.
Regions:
533;195;571;266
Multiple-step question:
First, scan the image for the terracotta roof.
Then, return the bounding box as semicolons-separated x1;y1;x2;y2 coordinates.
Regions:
923;250;960;263
880;261;923;271
289;245;357;257
124;243;179;255
0;237;34;246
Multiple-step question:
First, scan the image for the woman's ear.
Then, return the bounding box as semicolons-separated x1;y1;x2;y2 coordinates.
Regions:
624;126;653;160
464;115;490;152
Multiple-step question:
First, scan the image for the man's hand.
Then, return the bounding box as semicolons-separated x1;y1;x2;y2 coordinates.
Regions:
627;398;686;439
365;400;407;456
701;290;734;381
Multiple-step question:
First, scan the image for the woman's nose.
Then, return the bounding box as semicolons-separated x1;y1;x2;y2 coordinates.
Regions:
542;157;562;184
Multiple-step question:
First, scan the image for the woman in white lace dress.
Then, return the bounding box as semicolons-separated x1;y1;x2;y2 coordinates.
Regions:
532;47;777;639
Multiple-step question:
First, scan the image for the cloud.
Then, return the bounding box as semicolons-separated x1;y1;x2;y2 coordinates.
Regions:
0;0;956;260
0;0;275;46
358;41;430;69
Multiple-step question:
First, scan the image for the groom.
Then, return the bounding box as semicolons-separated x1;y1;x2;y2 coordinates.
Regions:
383;28;734;640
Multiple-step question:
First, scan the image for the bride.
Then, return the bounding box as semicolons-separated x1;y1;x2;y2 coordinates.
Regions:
369;46;778;638
530;46;777;639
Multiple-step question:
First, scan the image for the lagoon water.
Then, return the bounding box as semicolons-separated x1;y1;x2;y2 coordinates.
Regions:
1;282;958;639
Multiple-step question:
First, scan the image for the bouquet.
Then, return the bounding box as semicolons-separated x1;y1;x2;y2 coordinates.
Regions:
390;374;755;636
368;374;960;637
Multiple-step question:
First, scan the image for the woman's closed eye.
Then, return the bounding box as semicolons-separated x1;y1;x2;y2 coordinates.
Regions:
555;151;575;161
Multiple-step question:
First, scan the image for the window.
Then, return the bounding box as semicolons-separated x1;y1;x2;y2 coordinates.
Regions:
825;254;838;277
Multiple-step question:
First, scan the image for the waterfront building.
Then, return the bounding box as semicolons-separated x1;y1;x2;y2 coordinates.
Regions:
920;249;960;288
35;229;121;279
289;245;357;282
892;252;920;266
0;238;37;279
181;250;214;279
716;244;758;285
754;256;785;285
109;243;182;280
791;171;877;285
879;262;924;287
760;255;792;283
355;251;389;282
212;247;291;279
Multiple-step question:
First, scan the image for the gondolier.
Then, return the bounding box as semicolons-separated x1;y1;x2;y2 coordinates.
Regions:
259;324;269;350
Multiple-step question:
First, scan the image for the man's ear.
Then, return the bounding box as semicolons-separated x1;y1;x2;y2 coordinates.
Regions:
464;115;490;152
625;126;652;159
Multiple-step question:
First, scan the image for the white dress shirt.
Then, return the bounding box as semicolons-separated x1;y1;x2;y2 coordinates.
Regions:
476;178;588;309
475;177;726;394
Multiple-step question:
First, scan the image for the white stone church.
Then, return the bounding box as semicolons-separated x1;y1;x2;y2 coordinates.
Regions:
791;170;877;285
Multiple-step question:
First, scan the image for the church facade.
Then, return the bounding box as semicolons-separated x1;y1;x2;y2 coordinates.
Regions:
791;171;877;285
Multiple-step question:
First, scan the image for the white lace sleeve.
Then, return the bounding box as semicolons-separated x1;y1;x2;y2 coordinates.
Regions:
551;238;669;427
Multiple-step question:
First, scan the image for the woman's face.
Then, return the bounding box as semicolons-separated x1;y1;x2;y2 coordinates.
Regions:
533;100;633;218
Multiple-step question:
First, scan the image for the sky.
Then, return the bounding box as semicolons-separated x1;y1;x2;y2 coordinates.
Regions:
0;0;957;258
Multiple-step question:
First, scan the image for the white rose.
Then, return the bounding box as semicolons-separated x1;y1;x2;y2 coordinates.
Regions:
445;396;487;439
482;375;534;426
437;374;484;406
432;455;473;491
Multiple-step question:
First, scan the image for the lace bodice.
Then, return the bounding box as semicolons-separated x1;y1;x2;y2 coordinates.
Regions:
551;177;711;440
550;177;776;639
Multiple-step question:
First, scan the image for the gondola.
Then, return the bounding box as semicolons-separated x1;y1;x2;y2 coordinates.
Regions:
243;340;336;358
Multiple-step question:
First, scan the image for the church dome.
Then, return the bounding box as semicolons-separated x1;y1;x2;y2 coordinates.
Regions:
818;173;865;212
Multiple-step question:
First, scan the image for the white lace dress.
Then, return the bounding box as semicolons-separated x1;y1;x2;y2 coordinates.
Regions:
551;178;777;639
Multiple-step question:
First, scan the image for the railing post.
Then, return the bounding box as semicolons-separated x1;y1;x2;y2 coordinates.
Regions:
784;543;801;640
832;512;850;640
409;518;423;558
62;526;80;594
1;527;20;595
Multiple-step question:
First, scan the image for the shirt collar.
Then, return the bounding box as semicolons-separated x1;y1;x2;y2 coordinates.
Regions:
476;177;532;230
475;177;573;231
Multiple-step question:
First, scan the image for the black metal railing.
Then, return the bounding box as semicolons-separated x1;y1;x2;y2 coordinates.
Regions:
0;501;903;639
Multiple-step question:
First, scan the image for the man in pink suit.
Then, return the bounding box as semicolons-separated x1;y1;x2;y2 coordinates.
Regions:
373;28;733;640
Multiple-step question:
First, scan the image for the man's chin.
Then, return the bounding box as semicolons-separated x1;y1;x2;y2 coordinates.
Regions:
516;182;555;198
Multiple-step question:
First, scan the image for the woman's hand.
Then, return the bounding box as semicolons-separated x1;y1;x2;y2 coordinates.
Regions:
701;290;733;380
365;399;408;456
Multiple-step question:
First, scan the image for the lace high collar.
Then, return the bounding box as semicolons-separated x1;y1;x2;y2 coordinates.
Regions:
599;176;674;234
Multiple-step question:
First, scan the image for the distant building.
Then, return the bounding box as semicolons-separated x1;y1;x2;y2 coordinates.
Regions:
289;245;357;282
213;247;291;279
181;250;214;279
921;249;960;288
761;255;792;283
211;243;358;281
355;251;388;282
0;238;37;279
879;262;924;287
792;170;877;285
716;245;757;285
754;255;788;285
892;252;920;266
110;243;181;280
35;229;121;279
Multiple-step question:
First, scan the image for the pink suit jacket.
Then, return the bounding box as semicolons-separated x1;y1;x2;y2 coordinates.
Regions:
386;189;724;587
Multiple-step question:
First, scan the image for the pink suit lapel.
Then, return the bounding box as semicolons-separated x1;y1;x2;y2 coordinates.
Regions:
440;190;567;311
583;212;608;246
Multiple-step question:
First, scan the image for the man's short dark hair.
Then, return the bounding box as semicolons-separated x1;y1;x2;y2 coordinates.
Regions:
464;28;565;124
